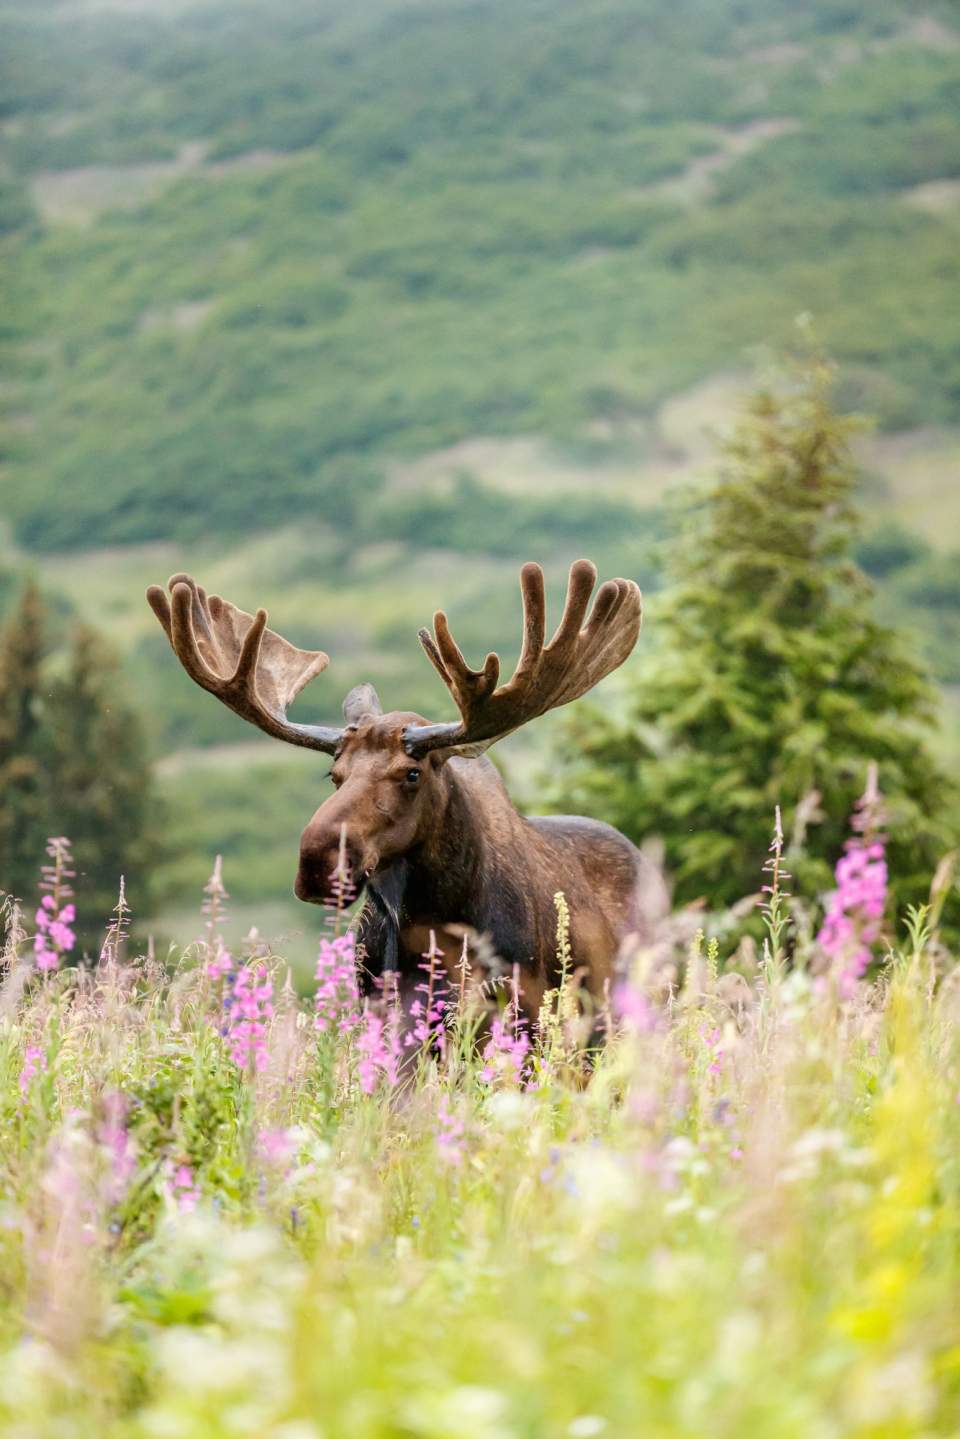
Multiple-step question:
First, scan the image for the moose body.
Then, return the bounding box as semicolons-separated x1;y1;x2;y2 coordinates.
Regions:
306;732;650;1012
147;560;654;1017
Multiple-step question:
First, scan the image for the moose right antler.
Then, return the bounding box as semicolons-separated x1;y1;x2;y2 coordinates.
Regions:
146;573;343;752
404;559;642;757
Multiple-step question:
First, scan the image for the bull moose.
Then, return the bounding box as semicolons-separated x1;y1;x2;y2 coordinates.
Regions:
146;561;658;1017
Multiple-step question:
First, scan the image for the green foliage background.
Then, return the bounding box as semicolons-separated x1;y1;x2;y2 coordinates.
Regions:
0;0;958;929
550;362;957;922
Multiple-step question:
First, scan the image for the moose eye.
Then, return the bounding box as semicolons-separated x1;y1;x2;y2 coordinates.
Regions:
405;768;421;785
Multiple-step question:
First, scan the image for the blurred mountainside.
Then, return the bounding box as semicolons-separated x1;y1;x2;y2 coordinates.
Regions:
1;0;958;926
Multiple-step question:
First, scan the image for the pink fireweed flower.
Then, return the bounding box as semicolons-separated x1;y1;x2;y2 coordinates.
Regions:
33;892;76;972
205;941;233;981
227;964;274;1073
613;980;658;1034
256;1127;297;1169
314;931;360;1034
699;1025;724;1076
404;932;449;1054
34;838;77;975
169;1163;200;1214
435;1098;466;1166
18;1044;47;1097
479;1004;530;1085
356;1010;401;1094
817;766;888;998
99;1093;136;1203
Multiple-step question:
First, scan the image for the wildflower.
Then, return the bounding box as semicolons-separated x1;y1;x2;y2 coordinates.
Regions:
227;964;274;1073
356;1010;401;1094
314;931;360;1034
256;1128;297;1169
700;1025;724;1076
18;1044;47;1097
205;940;233;981
33;837;76;973
404;932;449;1054
613;979;657;1034
99;1093;136;1203
818;765;888;997
435;1097;465;1166
479;1003;530;1085
169;1163;200;1214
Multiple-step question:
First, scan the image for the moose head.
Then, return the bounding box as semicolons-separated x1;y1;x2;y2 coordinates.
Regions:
146;562;642;910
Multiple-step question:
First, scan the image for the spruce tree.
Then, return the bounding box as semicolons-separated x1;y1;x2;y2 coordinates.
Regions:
46;624;157;942
0;582;51;898
0;588;157;948
550;359;957;920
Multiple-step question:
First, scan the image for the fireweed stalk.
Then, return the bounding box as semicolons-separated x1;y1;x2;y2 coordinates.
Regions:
202;855;233;981
227;964;275;1074
479;967;530;1085
34;836;76;974
818;764;889;998
405;931;449;1055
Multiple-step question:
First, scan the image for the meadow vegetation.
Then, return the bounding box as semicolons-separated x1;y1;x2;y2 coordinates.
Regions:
1;806;959;1436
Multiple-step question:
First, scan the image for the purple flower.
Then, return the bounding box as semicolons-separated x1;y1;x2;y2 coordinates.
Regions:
403;933;449;1055
99;1093;136;1202
435;1098;465;1166
613;981;658;1034
33;842;77;974
479;1006;530;1085
205;941;233;981
256;1128;297;1168
227;964;274;1073
315;931;360;1034
169;1163;200;1214
817;767;888;998
18;1044;46;1097
699;1025;724;1076
356;1010;401;1094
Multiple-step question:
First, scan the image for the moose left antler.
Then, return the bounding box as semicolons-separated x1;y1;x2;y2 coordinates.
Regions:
147;559;655;1025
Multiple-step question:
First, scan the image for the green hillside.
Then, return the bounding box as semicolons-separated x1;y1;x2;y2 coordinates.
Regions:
1;0;958;934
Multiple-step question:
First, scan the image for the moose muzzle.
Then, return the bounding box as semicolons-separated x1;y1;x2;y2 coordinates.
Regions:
295;817;370;905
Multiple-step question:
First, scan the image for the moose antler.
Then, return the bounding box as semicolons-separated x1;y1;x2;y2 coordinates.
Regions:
405;559;642;757
146;574;343;752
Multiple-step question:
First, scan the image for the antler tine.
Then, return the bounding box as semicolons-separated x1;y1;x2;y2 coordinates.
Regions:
406;558;642;758
515;561;546;677
146;573;342;754
546;557;597;656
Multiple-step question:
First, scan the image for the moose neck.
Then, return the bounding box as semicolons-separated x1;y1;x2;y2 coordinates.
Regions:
364;757;508;928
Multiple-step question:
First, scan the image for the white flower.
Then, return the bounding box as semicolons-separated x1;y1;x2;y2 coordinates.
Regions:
568;1417;607;1437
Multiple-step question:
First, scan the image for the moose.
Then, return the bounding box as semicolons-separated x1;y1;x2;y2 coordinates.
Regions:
146;560;659;1018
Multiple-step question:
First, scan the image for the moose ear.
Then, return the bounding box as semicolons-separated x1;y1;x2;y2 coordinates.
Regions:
342;683;383;724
